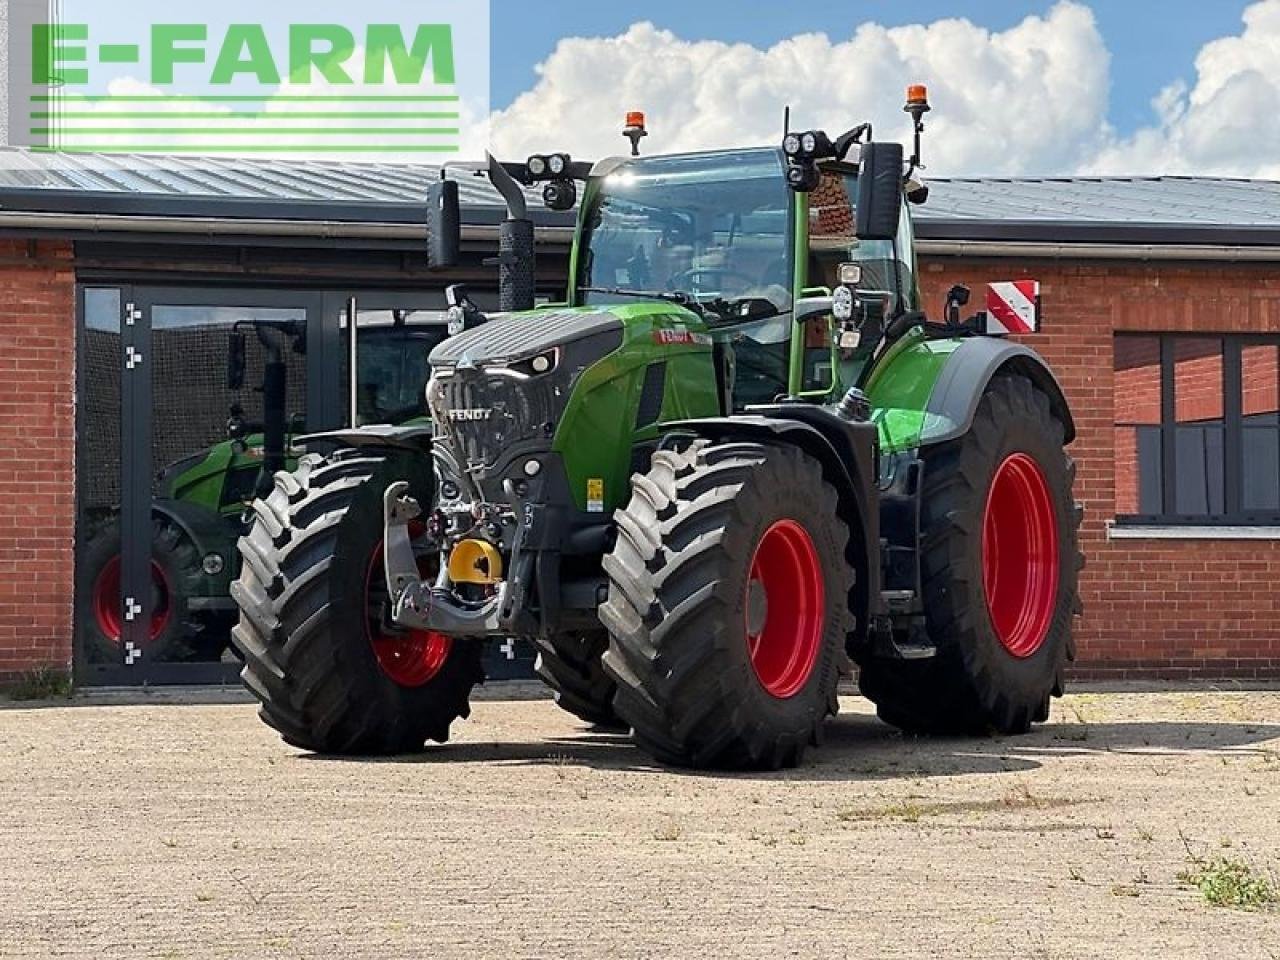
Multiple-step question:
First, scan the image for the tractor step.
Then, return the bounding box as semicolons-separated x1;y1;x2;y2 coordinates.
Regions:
869;603;937;662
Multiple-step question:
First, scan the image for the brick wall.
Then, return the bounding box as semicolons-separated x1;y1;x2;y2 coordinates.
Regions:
0;241;76;680
918;256;1280;680
0;241;1276;682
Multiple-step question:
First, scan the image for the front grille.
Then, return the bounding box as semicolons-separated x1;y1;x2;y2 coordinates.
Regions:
434;369;563;478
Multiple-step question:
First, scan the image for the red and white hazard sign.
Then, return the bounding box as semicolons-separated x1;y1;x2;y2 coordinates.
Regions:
985;281;1041;334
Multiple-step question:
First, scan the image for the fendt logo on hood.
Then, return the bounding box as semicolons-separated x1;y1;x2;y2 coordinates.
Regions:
446;408;494;422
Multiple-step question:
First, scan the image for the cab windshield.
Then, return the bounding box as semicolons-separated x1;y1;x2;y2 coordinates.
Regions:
577;148;793;322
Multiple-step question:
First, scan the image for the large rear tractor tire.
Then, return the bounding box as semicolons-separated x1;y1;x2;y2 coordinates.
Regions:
602;441;853;769
532;631;621;728
859;374;1083;736
231;449;483;755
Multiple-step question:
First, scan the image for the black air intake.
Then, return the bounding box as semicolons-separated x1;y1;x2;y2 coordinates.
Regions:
499;218;536;313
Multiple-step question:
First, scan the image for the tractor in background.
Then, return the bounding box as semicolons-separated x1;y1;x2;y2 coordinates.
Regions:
81;315;450;665
232;88;1082;769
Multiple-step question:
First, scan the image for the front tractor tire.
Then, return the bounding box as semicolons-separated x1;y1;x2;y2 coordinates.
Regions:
231;450;483;755
859;374;1083;736
601;441;853;770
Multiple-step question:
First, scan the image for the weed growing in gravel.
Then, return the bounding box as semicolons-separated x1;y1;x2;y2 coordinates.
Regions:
548;753;572;781
3;667;71;701
1178;859;1278;910
653;821;683;842
835;788;1081;824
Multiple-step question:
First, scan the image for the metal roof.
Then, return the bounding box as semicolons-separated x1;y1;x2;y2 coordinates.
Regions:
0;148;506;207
3;147;1280;246
924;176;1280;226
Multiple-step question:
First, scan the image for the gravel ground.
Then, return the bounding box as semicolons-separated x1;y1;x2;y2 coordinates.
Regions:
1;687;1278;959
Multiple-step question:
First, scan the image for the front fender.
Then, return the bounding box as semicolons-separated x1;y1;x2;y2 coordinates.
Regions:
300;425;435;456
153;498;240;603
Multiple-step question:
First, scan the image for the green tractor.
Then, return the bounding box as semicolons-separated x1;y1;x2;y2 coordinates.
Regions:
82;315;449;665
232;89;1082;768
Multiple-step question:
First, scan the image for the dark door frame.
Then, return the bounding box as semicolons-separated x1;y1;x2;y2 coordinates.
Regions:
73;282;469;686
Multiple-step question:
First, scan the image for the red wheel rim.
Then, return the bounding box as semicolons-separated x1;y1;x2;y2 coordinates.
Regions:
365;540;452;688
745;520;826;699
982;453;1060;659
91;556;172;643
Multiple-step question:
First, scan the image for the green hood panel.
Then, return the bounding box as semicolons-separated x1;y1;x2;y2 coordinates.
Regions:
550;303;720;512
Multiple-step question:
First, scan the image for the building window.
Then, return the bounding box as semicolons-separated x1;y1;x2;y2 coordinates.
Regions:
1115;334;1280;525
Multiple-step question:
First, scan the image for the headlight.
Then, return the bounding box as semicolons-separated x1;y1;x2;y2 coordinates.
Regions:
548;153;567;176
783;134;802;157
801;132;818;155
508;348;560;378
833;286;855;323
527;155;547;177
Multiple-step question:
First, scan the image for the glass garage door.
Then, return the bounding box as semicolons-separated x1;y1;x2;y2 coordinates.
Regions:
76;286;537;685
76;288;321;686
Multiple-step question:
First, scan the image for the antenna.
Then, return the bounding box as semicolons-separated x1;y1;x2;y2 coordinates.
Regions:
783;106;791;137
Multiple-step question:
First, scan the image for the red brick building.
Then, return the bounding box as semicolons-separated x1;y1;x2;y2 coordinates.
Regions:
0;153;1277;685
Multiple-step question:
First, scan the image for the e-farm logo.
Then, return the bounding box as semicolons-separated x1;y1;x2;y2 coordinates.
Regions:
23;18;478;157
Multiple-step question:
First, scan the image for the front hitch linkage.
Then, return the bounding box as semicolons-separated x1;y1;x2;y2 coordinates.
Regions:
382;483;507;637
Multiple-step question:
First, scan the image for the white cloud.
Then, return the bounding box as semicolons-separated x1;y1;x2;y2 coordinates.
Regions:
1088;0;1280;177
489;2;1112;177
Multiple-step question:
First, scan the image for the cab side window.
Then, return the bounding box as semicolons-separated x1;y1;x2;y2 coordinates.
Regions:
809;171;919;314
895;198;919;312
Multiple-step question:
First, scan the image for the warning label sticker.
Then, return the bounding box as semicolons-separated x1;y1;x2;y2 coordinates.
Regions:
587;478;605;513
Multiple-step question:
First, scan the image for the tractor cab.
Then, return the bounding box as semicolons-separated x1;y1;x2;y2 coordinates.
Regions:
566;143;923;415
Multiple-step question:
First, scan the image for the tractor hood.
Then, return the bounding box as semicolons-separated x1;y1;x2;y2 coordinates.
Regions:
429;308;623;369
426;307;627;488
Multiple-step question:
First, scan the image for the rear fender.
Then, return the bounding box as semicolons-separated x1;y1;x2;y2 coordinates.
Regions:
869;335;1075;453
663;409;881;647
926;338;1075;447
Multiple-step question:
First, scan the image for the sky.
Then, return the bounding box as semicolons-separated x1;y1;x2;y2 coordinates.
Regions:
490;0;1250;136
23;1;1280;177
485;0;1280;177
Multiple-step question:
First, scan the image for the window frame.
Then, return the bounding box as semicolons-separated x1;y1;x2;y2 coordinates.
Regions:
1115;332;1280;527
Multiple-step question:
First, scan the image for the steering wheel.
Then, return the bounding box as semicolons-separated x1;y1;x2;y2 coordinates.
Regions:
668;266;758;294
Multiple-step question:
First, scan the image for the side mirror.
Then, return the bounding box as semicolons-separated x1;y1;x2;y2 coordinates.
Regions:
856;142;904;242
427;179;461;269
227;330;246;391
945;284;971;326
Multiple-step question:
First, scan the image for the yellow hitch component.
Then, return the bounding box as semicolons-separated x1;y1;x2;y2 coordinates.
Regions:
447;539;504;585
